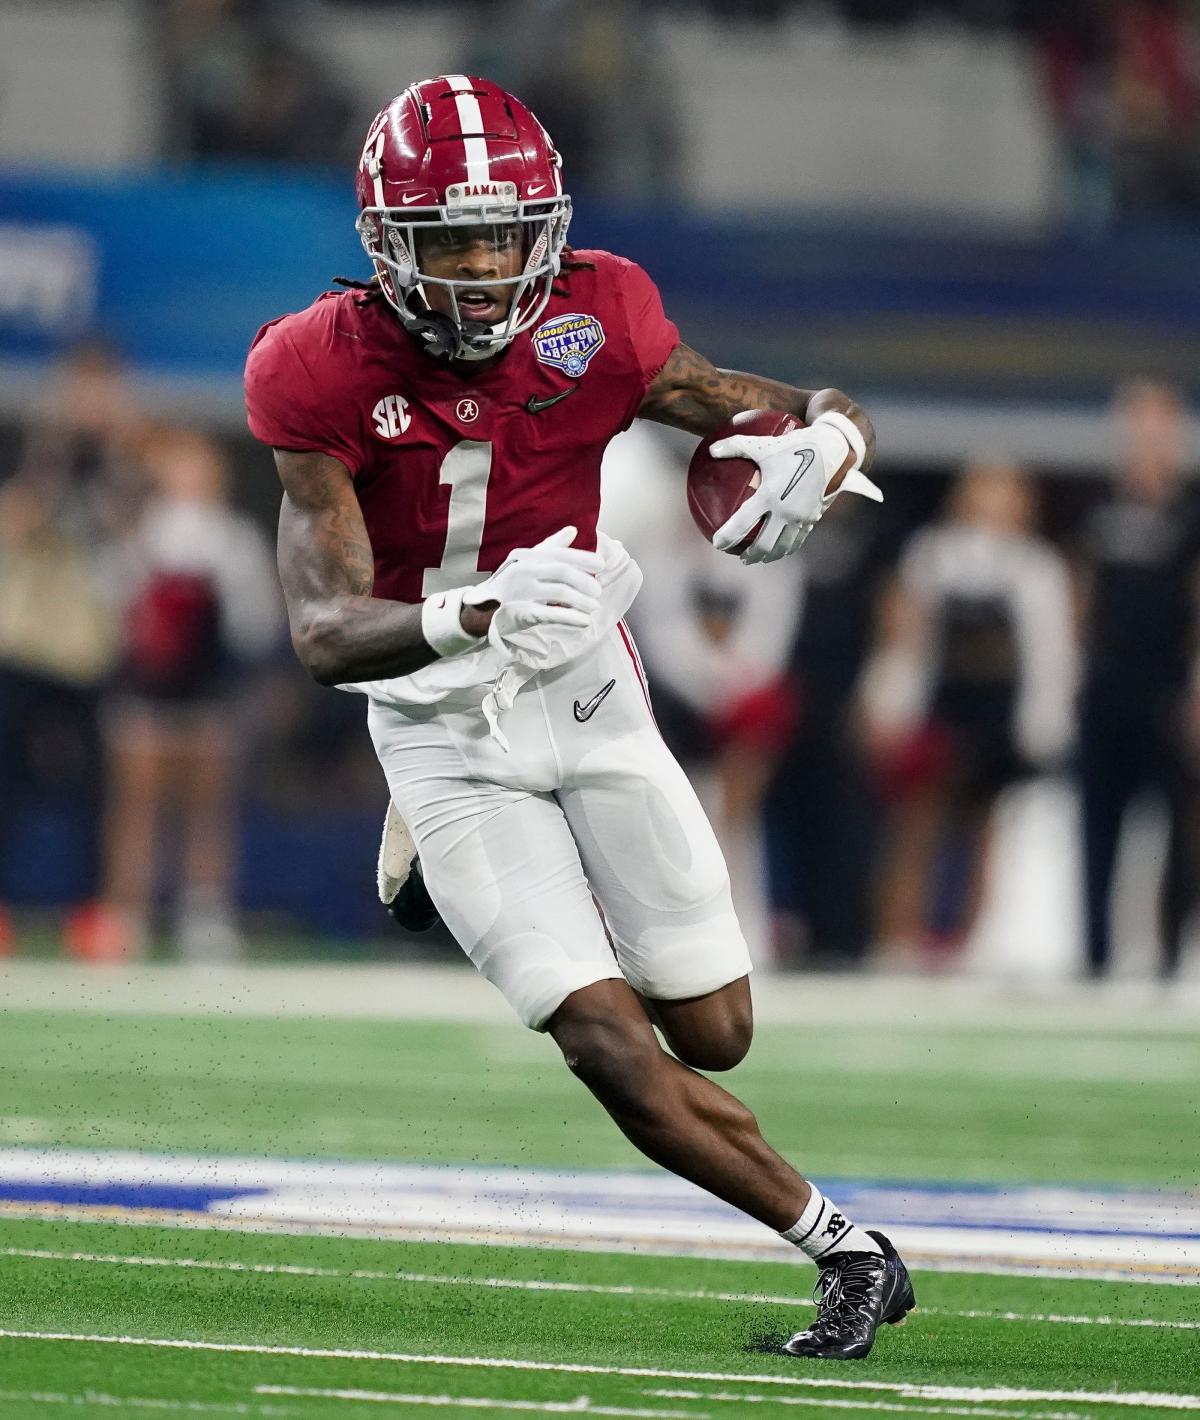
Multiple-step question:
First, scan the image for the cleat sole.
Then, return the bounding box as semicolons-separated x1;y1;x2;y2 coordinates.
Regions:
884;1302;917;1327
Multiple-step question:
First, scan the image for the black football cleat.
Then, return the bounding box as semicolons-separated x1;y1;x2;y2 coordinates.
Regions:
387;857;441;933
783;1231;915;1361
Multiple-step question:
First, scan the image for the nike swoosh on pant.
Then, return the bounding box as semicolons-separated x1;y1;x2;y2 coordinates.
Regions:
573;678;616;722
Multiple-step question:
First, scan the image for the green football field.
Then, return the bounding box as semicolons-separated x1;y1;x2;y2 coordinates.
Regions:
0;966;1198;1419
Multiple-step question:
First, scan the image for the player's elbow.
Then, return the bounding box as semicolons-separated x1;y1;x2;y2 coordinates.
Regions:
291;613;345;686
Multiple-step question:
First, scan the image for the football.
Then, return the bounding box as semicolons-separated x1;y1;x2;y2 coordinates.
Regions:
686;408;807;554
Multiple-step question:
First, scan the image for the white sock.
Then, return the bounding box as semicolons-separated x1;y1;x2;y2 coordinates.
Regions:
781;1184;883;1264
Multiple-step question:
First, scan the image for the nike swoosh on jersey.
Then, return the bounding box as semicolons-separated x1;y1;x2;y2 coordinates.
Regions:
573;678;617;723
526;388;577;415
781;448;817;499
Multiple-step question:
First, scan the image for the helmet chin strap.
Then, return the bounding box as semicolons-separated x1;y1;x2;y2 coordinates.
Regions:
454;325;505;361
404;288;505;362
401;307;491;361
403;308;460;360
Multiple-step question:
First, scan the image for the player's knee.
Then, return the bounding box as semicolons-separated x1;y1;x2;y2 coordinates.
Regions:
661;993;753;1072
555;1016;665;1114
673;1039;749;1067
669;1015;753;1073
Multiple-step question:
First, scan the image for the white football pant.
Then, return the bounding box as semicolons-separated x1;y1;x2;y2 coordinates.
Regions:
367;625;752;1029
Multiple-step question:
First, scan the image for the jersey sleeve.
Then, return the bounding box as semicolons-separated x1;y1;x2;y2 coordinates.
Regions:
620;259;679;384
244;317;366;477
613;258;679;425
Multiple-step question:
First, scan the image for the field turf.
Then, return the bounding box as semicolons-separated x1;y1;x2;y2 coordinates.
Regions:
0;973;1198;1417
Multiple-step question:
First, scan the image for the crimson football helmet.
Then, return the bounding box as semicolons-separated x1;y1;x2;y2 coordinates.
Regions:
355;75;571;361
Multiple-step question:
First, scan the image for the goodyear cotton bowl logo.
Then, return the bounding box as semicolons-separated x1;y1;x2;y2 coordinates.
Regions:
532;312;605;378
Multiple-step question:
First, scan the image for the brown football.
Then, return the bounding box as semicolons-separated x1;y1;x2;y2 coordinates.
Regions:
687;409;807;554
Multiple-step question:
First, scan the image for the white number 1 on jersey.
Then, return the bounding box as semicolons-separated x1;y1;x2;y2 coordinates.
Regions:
421;441;493;596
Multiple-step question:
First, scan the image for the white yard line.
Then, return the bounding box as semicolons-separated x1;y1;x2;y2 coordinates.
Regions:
256;1389;702;1417
0;1332;1197;1412
941;1306;1200;1331
262;1387;1085;1420
643;1390;1091;1420
4;1246;1198;1333
3;1200;1196;1287
0;1392;295;1415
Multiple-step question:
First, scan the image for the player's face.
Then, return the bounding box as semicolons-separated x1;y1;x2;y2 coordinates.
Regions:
414;223;524;327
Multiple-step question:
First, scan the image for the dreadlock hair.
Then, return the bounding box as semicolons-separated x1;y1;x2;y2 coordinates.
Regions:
332;274;386;305
332;247;596;305
552;246;595;296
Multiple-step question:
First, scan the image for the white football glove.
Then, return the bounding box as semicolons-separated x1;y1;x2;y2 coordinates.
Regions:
465;525;602;635
711;410;883;564
422;526;602;658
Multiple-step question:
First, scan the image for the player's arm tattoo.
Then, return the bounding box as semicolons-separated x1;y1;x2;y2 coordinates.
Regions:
275;449;443;685
639;342;876;472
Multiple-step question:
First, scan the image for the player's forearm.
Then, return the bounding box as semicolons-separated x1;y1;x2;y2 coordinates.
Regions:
687;373;874;473
640;344;876;472
275;452;494;684
289;594;493;686
289;594;432;685
653;370;804;429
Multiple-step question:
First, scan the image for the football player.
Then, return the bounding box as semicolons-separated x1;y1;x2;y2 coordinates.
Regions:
245;75;911;1360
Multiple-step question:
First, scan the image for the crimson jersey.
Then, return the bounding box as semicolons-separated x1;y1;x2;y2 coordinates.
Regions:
244;250;678;604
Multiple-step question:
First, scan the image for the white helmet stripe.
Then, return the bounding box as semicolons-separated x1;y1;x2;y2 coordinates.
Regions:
444;74;491;186
370;130;386;207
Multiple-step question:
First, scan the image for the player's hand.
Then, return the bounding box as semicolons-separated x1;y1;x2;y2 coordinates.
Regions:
711;412;882;564
463;525;603;634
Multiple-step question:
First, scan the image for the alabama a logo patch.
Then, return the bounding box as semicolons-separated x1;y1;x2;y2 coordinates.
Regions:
532;312;605;378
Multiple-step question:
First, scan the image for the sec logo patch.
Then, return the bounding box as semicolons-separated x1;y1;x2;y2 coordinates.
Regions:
371;393;411;440
532;312;605;378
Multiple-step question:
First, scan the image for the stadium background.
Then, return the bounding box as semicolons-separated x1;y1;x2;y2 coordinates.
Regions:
6;0;1200;977
2;3;1200;1415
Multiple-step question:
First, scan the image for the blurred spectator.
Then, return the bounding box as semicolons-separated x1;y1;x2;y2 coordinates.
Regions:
157;0;355;166
1075;378;1200;979
1038;3;1112;221
97;428;282;960
0;342;142;957
764;495;887;969
470;0;680;199
600;423;802;963
1110;0;1200;216
1039;1;1200;221
861;460;1076;967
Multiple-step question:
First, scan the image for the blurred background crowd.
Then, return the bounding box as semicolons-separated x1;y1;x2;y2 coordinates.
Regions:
152;0;1200;223
3;0;1200;980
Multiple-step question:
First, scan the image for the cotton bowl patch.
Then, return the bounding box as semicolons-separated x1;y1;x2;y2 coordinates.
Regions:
533;312;605;377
